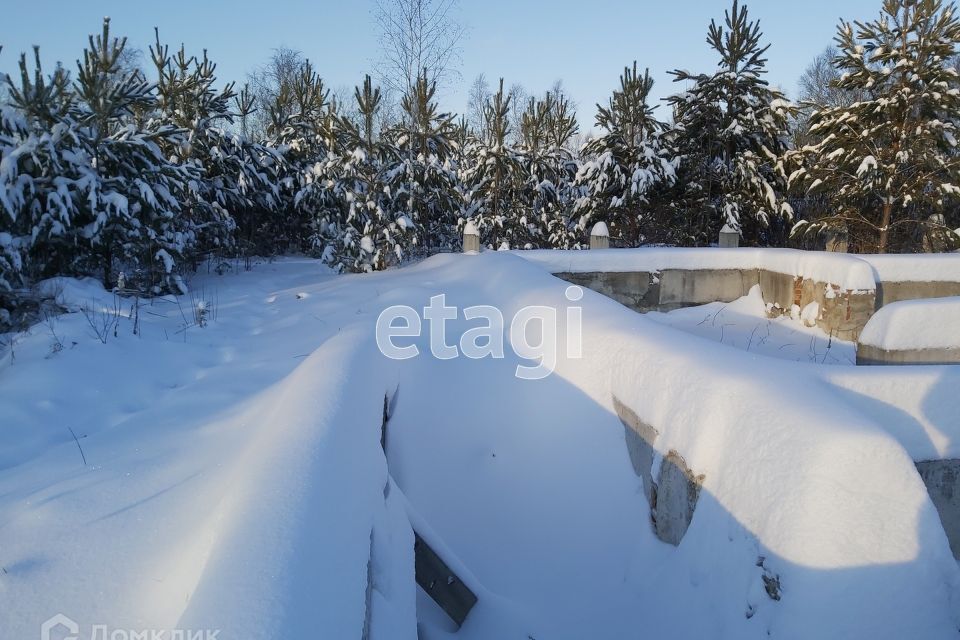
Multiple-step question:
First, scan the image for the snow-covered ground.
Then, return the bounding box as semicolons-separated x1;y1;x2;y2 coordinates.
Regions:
646;285;857;365
1;254;958;640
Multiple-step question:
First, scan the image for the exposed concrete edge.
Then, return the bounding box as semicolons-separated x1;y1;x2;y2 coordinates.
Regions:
915;459;960;560
613;394;704;547
857;344;960;366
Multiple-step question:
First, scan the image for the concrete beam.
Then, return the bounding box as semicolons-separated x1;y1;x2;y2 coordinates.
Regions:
856;344;960;366
413;532;478;628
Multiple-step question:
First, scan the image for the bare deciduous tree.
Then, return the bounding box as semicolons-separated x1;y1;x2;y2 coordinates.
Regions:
794;46;865;146
465;73;490;136
246;46;306;140
374;0;464;95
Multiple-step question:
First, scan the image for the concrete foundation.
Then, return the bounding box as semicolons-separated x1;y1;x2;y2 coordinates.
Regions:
856;344;960;366
614;396;703;547
653;451;704;546
916;459;960;560
657;269;755;311
556;272;660;313
876;281;960;306
557;268;877;341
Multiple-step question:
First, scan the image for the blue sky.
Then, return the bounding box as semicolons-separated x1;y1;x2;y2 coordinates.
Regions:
3;0;881;131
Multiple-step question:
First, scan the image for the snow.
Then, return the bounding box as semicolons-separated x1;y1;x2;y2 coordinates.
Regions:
859;253;960;283
515;247;878;291
590;221;609;237
860;296;960;350
646;285;855;365
1;254;958;639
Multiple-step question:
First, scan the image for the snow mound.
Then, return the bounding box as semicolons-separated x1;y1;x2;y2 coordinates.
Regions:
860;253;960;283
860;296;960;350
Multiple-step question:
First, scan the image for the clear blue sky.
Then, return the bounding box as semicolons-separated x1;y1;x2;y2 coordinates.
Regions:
2;0;881;131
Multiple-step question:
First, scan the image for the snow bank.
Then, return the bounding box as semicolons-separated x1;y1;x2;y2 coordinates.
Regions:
826;367;960;462
515;247;877;291
860;253;960;283
2;254;959;639
436;253;958;637
860;297;960;350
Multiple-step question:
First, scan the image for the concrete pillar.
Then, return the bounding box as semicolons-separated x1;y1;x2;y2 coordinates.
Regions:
718;224;740;248
463;220;480;254
590;222;610;249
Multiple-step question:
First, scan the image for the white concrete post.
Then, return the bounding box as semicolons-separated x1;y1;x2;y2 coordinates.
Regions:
463;220;480;254
590;222;610;250
718;224;740;248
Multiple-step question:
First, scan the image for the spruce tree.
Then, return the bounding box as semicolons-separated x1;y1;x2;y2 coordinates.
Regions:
576;63;676;246
790;0;960;253
668;1;795;246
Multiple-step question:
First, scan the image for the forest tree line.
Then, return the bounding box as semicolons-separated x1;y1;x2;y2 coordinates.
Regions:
2;0;960;327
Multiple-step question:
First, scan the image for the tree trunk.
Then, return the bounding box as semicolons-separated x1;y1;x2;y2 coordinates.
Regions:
878;201;892;254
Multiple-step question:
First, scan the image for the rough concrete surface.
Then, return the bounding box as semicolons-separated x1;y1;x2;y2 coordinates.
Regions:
614;395;703;547
916;460;960;560
857;344;960;366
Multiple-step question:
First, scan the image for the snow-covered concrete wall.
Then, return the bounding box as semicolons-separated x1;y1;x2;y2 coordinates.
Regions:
516;248;960;343
857;297;960;365
553;266;874;341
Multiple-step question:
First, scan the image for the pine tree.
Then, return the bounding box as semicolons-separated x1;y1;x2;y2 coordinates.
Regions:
668;0;795;246
73;19;196;291
790;0;960;253
333;75;414;271
461;78;528;249
519;90;581;248
1;46;83;286
266;61;342;254
575;63;676;246
150;31;282;264
383;69;461;251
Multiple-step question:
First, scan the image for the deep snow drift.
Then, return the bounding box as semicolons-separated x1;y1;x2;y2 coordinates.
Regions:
1;254;958;640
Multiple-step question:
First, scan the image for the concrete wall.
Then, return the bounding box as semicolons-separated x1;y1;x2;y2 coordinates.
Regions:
613;396;704;547
856;344;960;366
556;268;876;341
556;271;660;313
916;460;960;560
657;269;755;311
876;281;960;307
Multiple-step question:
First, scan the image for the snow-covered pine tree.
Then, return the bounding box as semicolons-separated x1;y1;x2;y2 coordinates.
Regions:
1;46;82;290
265;60;340;254
149;31;282;265
519;90;581;248
383;69;461;252
668;0;795;246
72;19;196;291
790;0;960;253
333;75;414;271
461;78;528;249
575;63;676;246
